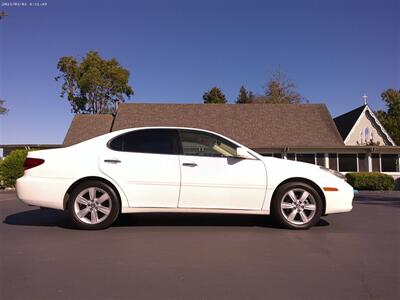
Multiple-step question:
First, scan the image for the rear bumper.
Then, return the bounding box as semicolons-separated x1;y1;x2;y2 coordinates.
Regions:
16;176;73;210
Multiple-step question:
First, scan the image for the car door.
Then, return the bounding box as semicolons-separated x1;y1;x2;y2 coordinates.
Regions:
99;129;181;208
177;129;267;210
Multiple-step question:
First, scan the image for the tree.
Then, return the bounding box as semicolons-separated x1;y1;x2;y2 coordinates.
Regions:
254;67;302;104
0;99;8;114
236;86;255;104
0;11;8;20
55;51;134;114
203;87;227;104
375;88;400;145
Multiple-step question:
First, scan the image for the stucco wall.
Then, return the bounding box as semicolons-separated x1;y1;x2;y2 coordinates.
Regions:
345;111;390;146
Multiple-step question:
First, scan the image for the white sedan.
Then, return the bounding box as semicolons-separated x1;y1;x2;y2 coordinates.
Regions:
16;127;353;230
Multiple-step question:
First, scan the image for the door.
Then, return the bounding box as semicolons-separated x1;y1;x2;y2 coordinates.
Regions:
177;130;267;210
99;129;181;208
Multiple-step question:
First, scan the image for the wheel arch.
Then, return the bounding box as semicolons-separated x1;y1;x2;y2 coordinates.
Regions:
270;177;326;215
63;176;122;210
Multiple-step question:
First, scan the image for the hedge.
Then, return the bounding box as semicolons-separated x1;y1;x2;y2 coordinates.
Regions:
0;149;29;188
345;172;394;191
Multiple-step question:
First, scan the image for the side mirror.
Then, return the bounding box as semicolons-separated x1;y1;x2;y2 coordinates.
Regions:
236;147;254;159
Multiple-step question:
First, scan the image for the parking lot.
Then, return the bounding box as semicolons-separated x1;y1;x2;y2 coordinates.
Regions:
0;191;399;300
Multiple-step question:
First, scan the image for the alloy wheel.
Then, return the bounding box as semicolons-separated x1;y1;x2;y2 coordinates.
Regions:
73;187;112;224
280;188;317;225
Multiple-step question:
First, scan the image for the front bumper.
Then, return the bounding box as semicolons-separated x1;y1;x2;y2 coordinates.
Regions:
324;180;354;214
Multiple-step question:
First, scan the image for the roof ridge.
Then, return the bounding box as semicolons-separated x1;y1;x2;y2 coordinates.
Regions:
119;102;326;106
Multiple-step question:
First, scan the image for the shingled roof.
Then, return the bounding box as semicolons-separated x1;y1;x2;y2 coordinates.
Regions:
63;114;114;146
333;104;366;140
111;103;344;149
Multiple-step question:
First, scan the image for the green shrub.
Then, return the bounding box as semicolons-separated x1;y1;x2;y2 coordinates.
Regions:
0;149;29;188
346;172;394;191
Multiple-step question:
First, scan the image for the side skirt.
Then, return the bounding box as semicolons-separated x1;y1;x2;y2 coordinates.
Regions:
121;207;270;215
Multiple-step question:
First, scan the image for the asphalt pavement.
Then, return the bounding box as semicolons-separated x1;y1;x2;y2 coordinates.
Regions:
0;191;399;300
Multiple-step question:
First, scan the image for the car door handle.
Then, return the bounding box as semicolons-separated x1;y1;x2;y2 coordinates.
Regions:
182;163;198;167
104;159;121;164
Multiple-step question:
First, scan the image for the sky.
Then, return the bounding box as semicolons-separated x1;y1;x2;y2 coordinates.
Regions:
0;0;399;145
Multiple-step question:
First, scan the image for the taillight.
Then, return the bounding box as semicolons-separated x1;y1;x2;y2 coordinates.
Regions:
24;158;45;170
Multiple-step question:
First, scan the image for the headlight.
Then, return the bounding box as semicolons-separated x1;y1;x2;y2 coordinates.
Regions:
319;166;346;180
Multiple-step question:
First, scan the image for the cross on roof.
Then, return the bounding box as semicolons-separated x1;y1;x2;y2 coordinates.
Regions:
362;93;368;105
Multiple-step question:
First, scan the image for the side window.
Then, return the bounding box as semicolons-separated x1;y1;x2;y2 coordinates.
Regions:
108;129;178;155
179;130;238;157
109;135;123;151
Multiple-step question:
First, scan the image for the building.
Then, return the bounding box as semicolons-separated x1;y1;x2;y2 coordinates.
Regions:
62;103;400;176
332;103;399;174
0;144;62;157
334;104;395;146
2;102;400;178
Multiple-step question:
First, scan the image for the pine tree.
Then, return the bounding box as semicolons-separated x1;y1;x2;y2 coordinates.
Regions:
236;86;253;104
203;87;227;104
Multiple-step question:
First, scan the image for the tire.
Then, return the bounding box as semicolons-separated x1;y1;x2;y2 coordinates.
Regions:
67;180;120;230
271;182;323;230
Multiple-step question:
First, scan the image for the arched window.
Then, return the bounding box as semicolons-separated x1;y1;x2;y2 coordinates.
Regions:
359;130;364;144
364;127;370;142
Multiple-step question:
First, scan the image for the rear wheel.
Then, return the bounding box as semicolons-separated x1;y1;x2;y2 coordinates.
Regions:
271;182;322;230
68;180;120;230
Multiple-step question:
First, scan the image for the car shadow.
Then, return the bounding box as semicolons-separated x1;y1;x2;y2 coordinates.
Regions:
3;208;330;229
3;208;74;228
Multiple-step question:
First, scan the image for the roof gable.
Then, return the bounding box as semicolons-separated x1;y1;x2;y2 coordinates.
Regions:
111;103;344;148
333;105;366;140
334;104;396;146
363;106;396;146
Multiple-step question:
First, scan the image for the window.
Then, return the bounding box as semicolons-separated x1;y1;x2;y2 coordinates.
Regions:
296;153;316;165
372;154;380;172
358;154;368;172
328;153;338;171
109;134;123;151
287;153;296;161
179;130;237;157
108;129;178;155
316;153;325;166
381;154;399;172
364;128;370;141
263;153;282;158
338;154;357;172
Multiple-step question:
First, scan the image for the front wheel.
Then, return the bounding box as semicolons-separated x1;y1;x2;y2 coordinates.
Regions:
271;182;323;230
68;180;120;230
